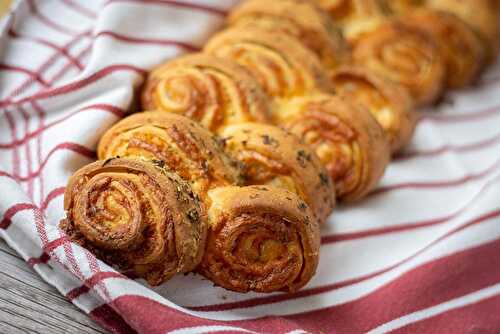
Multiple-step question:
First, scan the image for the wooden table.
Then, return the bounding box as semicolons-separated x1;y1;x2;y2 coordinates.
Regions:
0;239;107;334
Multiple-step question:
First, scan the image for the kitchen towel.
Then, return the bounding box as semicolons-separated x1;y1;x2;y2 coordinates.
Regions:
1;1;500;333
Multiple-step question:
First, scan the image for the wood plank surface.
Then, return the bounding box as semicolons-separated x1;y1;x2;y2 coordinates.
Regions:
0;239;107;334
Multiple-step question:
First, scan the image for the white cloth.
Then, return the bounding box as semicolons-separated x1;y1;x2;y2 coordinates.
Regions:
1;1;500;333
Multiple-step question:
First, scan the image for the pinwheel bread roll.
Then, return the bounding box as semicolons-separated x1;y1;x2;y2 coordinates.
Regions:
228;0;351;70
97;111;242;201
426;0;499;62
352;21;446;106
314;0;389;43
141;53;272;133
276;94;390;202
199;185;320;293
97;113;321;292
331;66;417;153
60;158;206;286
401;9;486;88
204;27;334;100
220;123;336;224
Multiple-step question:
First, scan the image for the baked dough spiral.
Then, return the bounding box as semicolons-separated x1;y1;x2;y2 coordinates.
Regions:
204;27;334;100
314;0;389;43
331;66;417;153
60;158;206;286
97;111;242;201
141;53;272;133
352;21;446;106
220;122;336;224
199;185;320;293
276;94;390;202
228;0;351;70
401;9;486;88
426;0;499;62
97;113;322;292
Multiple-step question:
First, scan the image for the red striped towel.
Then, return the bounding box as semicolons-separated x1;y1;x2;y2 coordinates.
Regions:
1;1;500;333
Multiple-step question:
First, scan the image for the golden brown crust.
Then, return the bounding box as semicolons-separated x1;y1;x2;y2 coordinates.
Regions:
401;9;486;89
60;158;206;286
220;123;335;224
331;65;417;153
198;185;320;293
426;0;499;62
352;21;446;107
315;0;385;20
141;53;272;133
379;0;424;14
228;0;351;70
204;27;334;99
276;94;390;202
97;111;242;201
495;0;500;50
314;0;389;43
